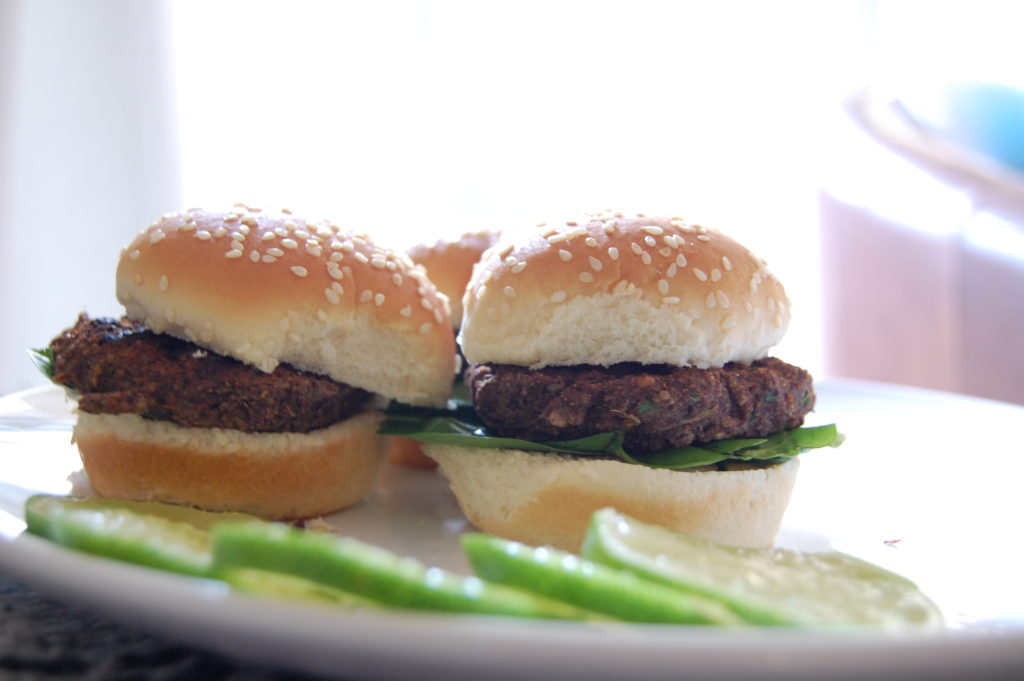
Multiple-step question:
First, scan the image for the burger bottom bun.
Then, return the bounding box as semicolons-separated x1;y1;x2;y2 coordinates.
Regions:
74;410;387;520
422;444;799;552
386;436;438;469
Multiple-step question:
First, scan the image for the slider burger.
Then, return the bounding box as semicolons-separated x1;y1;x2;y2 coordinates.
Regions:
41;205;455;519
388;228;501;468
389;211;840;551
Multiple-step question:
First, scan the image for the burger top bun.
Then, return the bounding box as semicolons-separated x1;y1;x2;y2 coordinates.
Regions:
116;205;456;407
406;229;501;329
459;212;790;369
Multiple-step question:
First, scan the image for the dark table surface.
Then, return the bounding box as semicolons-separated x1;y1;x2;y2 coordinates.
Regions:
0;572;332;681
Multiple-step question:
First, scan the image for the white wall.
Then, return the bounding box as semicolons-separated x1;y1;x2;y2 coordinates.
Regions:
2;1;876;396
0;0;181;394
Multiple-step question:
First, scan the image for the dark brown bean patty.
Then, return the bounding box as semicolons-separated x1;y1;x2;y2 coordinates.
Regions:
466;358;815;454
49;315;372;433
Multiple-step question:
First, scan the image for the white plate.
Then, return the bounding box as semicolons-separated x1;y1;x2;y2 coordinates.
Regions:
1;380;1023;681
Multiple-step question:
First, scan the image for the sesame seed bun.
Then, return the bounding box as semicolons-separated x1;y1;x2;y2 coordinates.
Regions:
459;212;790;369
422;444;800;551
74;411;386;520
117;206;456;407
389;228;501;469
406;229;501;329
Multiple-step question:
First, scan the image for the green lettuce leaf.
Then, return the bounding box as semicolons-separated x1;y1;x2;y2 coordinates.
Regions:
380;400;843;471
28;347;56;380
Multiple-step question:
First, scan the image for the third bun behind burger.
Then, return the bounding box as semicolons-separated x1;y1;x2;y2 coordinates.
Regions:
422;211;818;551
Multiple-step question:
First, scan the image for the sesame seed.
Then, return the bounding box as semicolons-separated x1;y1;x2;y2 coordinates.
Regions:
158;275;168;291
579;272;595;283
659;247;672;257
400;305;412;317
721;314;737;330
241;217;258;228
550;290;567;303
327;263;343;279
374;293;385;306
607;247;619;260
558;250;572;262
281;238;298;249
179;223;197;232
261;232;277;241
342;240;355;252
225;249;243;259
694;268;708;282
433;308;444;323
274;227;288;238
588;256;603;271
658;279;669;295
306;244;323;257
249;250;260;263
196;230;211;240
503;285;516;298
317;309;328;321
546;232;573;244
268;247;285;257
420;298;433;310
663;235;680;249
642;225;664;236
262;255;277;263
361;291;373;303
630;242;644;256
511;262;527;274
392;273;403;286
329;252;344;262
291;266;308;277
667;264;678;278
676;253;688;267
481;270;493;284
585;237;599;248
475;285;487;300
705;292;716;308
150;230;166;243
722;256;733;271
128;249;140;260
213;227;227;238
697;234;712;242
644;235;657;247
370;257;386;269
505;256;518;267
717;290;731;308
419;322;433;335
711;268;722;282
331;282;344;295
641;252;652;265
294;229;310;240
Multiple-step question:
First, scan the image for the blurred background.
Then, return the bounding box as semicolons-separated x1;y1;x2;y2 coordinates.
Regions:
1;0;1021;404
